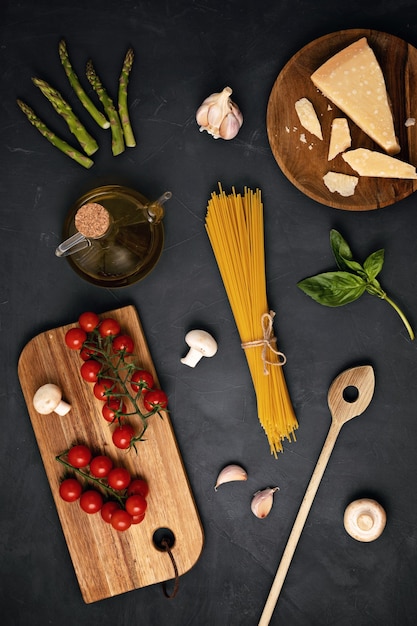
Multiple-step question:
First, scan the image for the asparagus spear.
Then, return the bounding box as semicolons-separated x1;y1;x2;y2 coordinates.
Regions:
58;40;110;130
32;77;99;156
118;48;136;147
86;59;125;156
17;99;94;169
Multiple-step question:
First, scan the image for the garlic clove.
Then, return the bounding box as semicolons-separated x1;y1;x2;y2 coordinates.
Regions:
251;487;280;518
196;86;243;140
214;464;248;491
219;112;242;140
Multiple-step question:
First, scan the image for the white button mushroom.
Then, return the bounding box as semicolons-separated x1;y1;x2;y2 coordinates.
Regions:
343;498;386;542
33;383;71;416
180;329;218;367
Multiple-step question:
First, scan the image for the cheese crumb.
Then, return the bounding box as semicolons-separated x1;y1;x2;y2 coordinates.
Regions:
405;118;416;127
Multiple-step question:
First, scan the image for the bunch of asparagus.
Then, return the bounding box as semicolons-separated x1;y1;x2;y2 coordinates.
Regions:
17;40;136;168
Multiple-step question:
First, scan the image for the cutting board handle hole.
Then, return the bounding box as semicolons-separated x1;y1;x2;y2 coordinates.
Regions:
343;385;359;403
153;527;176;551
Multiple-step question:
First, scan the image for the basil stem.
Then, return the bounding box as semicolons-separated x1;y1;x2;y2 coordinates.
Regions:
297;229;414;341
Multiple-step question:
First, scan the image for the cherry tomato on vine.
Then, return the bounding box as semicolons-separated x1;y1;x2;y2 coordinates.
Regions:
99;318;121;338
59;478;82;502
131;513;146;524
78;311;100;333
93;379;115;401
67;444;92;468
112;334;134;354
125;494;147;517
89;455;113;478
130;369;154;394
127;479;149;498
80;359;102;383
65;327;87;350
107;467;131;491
101;501;120;523
110;509;132;531
80;490;103;514
112;424;135;450
102;398;127;423
80;343;98;361
143;389;168;412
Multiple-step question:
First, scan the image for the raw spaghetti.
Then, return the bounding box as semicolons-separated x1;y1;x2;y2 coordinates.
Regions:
205;185;297;456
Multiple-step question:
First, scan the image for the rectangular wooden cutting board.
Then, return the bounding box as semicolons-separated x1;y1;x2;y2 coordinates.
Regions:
18;305;204;604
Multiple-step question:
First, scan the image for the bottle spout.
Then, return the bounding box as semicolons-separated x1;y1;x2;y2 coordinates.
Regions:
55;231;91;257
146;191;172;224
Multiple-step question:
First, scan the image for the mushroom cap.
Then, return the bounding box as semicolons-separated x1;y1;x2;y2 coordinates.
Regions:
33;383;63;414
344;498;386;542
184;329;218;357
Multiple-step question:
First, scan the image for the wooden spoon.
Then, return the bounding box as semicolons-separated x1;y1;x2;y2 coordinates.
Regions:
258;365;375;626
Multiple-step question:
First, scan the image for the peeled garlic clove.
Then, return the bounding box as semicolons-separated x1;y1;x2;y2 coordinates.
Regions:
196;86;243;140
214;464;248;491
251;487;280;518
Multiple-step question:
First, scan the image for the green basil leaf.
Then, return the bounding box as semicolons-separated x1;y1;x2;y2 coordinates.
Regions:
363;249;384;281
297;271;366;307
330;229;354;270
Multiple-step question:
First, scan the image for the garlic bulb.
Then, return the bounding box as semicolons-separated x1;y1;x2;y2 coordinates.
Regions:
196;86;243;140
251;487;279;519
214;464;247;491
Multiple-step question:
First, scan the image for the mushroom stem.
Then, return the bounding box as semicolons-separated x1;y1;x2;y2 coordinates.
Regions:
54;399;72;416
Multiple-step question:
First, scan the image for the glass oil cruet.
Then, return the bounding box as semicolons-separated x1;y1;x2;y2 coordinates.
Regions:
55;185;172;287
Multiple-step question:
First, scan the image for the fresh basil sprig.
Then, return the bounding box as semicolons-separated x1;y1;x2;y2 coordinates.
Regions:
297;229;414;340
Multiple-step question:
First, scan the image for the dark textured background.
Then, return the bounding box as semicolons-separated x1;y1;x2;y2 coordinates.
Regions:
2;1;417;624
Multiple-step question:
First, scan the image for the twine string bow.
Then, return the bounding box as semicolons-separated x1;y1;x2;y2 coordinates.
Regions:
241;311;287;375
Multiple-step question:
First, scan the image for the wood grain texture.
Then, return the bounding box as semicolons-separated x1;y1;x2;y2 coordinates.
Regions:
267;29;417;210
18;305;204;604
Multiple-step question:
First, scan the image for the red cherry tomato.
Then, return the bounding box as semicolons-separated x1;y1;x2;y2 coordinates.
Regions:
79;343;98;361
107;467;131;491
67;444;92;468
131;513;146;524
99;318;121;338
102;398;127;423
59;478;82;502
78;311;100;333
101;501;120;523
130;369;154;394
80;490;103;514
89;455;113;478
80;359;102;383
112;334;134;354
112;424;135;450
93;379;115;401
127;479;149;498
143;389;168;412
125;494;147;517
110;509;132;531
65;327;87;350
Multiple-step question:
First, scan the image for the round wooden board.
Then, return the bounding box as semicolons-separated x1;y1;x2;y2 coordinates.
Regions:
267;29;417;210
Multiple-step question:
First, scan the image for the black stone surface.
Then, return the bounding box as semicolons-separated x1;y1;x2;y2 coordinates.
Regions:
2;1;417;624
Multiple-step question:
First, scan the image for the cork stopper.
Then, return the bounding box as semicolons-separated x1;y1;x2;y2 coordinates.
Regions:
74;202;111;238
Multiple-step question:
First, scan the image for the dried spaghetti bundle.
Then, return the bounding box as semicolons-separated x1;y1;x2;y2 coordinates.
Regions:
205;185;297;456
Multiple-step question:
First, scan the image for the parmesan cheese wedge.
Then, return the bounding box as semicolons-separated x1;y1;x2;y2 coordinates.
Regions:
295;97;323;140
311;38;400;155
342;148;417;178
323;171;358;196
328;118;351;160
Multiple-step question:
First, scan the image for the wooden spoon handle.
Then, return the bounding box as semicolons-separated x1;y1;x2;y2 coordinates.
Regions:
258;420;342;626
